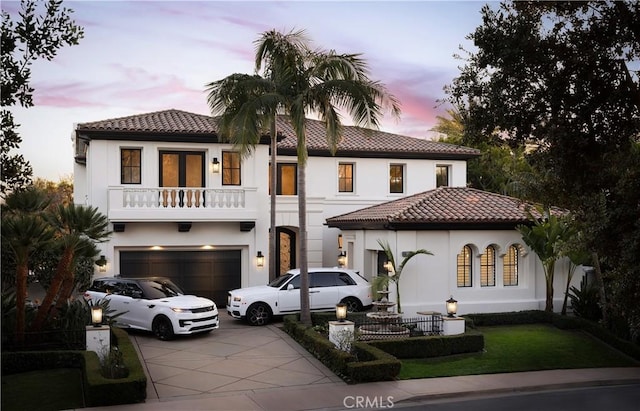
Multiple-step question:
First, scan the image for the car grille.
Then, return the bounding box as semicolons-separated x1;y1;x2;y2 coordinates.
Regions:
191;306;215;314
179;314;218;327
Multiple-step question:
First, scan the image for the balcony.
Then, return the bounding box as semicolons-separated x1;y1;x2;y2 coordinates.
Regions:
107;186;259;223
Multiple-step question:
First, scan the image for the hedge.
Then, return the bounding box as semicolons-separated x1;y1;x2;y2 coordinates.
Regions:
1;326;146;407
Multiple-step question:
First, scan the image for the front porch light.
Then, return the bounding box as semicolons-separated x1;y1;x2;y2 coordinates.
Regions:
336;303;347;322
337;251;347;267
256;251;265;268
446;295;458;317
211;157;220;173
96;255;107;272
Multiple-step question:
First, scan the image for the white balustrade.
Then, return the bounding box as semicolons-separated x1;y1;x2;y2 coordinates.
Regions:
120;187;245;209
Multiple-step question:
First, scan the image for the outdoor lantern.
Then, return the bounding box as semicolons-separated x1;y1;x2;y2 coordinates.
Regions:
256;251;265;268
336;303;347;322
91;306;103;327
211;157;220;173
337;251;347;267
446;295;458;317
96;255;107;272
383;261;394;274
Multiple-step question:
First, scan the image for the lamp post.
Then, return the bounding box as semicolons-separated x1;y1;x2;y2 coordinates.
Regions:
336;303;347;322
91;306;103;327
446;296;458;318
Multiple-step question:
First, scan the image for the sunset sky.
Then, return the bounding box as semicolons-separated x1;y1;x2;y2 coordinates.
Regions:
3;0;492;181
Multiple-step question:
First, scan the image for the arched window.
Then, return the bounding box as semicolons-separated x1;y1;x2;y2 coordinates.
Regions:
503;245;519;286
457;245;472;287
480;246;496;287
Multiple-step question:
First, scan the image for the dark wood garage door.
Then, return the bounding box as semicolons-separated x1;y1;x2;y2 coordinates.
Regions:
119;250;241;306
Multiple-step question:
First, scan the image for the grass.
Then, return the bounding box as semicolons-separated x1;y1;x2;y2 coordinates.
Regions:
399;324;638;379
1;368;85;411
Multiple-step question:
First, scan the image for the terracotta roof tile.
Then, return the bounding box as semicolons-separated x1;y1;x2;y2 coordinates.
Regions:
76;109;218;134
326;187;566;229
76;109;479;159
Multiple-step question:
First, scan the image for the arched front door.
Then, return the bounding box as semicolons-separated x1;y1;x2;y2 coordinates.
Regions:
276;227;297;277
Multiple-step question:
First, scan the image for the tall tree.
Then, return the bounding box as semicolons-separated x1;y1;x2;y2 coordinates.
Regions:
207;72;281;282
1;187;53;342
517;208;566;312
448;0;640;337
432;107;534;198
32;204;110;331
207;29;400;325
1;0;84;194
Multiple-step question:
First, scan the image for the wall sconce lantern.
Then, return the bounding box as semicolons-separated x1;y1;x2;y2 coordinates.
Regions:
446;295;458;317
336;303;347;322
256;251;265;268
337;234;343;250
337;251;347;267
96;255;107;272
211;157;220;173
383;261;394;274
91;306;103;327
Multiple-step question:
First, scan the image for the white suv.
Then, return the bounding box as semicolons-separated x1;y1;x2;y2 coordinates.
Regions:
85;277;219;340
227;267;372;325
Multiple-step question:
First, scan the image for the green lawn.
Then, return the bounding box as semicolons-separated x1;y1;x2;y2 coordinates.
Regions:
399;324;638;379
1;368;85;411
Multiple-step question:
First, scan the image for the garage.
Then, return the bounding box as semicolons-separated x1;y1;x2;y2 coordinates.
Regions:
119;250;241;306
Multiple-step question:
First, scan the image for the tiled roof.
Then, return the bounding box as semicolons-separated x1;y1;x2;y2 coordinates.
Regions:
76;109;479;159
76;109;219;134
326;187;565;230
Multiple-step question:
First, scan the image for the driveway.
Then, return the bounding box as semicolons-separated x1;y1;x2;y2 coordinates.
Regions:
128;313;344;401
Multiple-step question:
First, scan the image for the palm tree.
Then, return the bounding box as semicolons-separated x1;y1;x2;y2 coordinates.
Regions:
207;29;400;325
517;207;565;312
207;73;281;282
32;203;110;331
1;187;53;342
376;239;432;314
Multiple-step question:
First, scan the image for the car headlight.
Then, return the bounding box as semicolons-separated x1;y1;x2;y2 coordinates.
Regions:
171;307;187;313
233;296;242;302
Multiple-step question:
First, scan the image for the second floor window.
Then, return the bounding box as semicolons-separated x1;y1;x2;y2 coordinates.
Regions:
436;165;450;187
269;163;297;195
159;151;204;187
389;164;404;193
121;148;141;184
338;163;354;192
222;151;241;185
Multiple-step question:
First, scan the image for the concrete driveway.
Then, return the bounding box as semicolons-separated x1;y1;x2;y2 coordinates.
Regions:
128;313;344;401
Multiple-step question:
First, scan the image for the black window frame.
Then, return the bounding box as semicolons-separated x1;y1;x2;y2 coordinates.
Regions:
338;163;354;193
389;164;404;193
222;151;241;186
121;148;142;184
436;165;450;187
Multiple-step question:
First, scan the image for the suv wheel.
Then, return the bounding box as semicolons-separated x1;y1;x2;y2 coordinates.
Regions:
341;297;362;312
152;315;175;340
246;303;272;326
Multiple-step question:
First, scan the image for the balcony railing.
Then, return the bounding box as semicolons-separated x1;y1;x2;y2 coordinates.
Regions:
121;187;245;209
107;186;258;222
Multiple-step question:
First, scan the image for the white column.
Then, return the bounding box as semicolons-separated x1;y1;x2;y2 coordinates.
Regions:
442;316;465;336
329;320;355;351
86;325;110;361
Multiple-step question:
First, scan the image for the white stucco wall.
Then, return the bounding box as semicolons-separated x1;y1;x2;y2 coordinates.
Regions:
341;228;584;316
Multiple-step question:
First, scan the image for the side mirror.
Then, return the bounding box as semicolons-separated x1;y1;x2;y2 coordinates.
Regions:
287;283;294;291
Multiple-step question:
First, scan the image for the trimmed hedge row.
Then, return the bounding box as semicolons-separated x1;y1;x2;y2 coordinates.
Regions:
1;326;146;407
283;315;401;383
464;310;640;361
367;329;484;359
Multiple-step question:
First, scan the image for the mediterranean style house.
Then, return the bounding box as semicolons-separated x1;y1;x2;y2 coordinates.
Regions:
73;109;581;314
